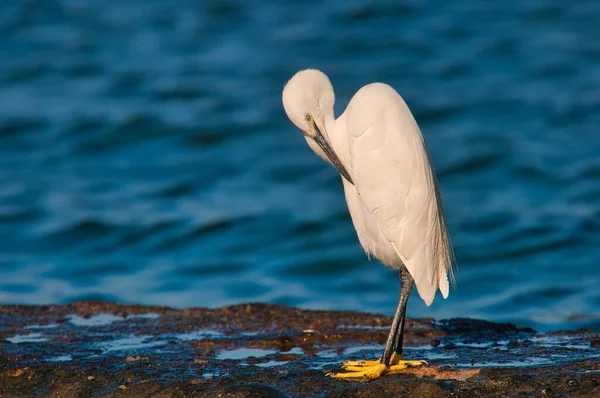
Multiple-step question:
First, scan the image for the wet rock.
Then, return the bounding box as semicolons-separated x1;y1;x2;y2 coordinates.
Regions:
411;382;446;398
507;339;533;349
591;340;600;348
0;302;599;397
209;384;289;398
507;340;520;349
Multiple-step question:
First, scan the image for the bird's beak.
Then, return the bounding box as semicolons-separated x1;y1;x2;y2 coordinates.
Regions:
311;121;354;185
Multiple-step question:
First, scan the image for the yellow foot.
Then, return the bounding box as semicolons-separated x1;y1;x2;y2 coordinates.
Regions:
327;352;427;382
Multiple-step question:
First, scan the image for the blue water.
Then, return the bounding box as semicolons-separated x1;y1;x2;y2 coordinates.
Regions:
1;0;599;332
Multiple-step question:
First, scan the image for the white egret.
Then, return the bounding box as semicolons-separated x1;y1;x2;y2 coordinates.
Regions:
282;69;456;381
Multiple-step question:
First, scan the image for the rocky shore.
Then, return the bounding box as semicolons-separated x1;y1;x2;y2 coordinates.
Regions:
1;302;599;397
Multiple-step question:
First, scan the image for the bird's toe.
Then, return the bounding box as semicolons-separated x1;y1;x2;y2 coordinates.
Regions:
341;358;381;368
328;356;428;381
327;363;387;381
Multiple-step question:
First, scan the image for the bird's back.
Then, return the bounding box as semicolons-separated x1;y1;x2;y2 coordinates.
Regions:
343;83;455;306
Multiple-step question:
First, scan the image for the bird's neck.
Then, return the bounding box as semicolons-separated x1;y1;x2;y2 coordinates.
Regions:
305;111;353;180
327;111;352;177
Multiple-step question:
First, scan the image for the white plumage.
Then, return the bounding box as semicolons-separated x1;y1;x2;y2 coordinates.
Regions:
282;69;455;306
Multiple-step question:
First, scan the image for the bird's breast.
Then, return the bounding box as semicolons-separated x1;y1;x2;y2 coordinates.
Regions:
341;179;403;268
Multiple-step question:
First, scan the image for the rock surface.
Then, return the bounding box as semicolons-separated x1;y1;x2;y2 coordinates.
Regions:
1;302;599;397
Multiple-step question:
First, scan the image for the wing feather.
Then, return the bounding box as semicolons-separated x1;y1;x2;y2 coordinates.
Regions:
347;84;455;306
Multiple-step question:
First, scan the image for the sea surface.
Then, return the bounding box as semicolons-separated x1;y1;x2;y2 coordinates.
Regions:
0;0;599;332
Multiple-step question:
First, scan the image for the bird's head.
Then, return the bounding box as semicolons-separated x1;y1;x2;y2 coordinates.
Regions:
282;69;335;138
282;69;353;184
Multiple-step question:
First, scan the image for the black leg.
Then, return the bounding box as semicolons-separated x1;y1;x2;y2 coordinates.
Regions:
393;268;414;357
380;267;414;366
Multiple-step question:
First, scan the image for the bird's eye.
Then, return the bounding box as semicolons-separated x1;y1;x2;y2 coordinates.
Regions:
304;114;312;123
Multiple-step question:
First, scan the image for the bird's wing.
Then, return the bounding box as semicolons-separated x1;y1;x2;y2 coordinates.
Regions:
346;84;455;306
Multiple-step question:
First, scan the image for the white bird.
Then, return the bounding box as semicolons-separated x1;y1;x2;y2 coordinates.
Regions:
282;69;456;381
